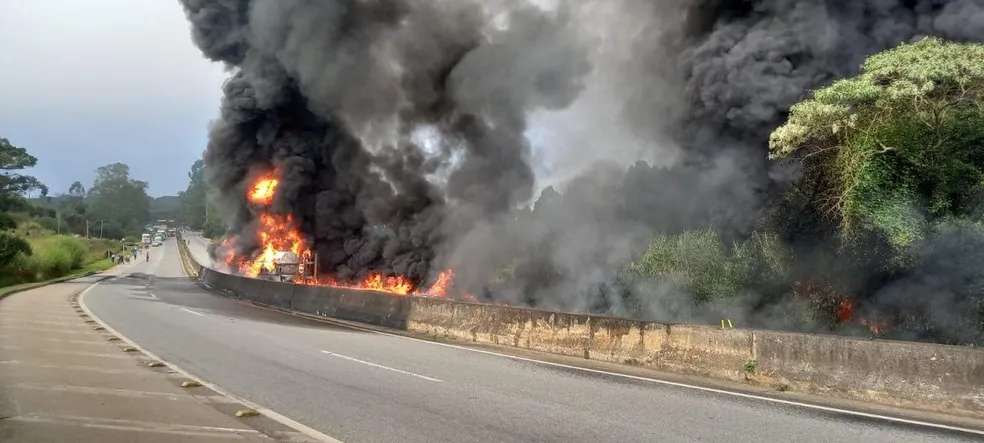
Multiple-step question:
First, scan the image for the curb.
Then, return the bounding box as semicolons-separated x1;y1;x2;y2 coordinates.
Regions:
77;276;342;443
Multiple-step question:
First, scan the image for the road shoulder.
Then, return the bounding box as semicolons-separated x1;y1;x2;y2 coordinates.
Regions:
0;271;322;443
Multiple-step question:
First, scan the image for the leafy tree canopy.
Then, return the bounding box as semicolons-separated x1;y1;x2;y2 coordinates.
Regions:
68;181;85;198
180;158;206;228
0;137;48;229
0;137;46;196
769;37;984;251
87;162;151;238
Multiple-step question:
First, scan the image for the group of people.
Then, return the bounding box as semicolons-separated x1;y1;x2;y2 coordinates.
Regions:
107;244;151;264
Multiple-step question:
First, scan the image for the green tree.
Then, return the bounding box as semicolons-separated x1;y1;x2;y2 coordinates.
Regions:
87;163;151;238
55;181;89;235
202;196;225;238
769;38;984;253
68;181;85;198
0;138;47;229
179;158;207;230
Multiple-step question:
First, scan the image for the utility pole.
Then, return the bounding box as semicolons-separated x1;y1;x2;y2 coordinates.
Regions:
85;219;90;238
56;210;61;234
99;220;104;238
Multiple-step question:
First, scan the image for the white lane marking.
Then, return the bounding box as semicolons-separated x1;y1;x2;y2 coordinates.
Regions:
320;350;443;383
181;308;205;317
78;281;344;443
250;305;984;436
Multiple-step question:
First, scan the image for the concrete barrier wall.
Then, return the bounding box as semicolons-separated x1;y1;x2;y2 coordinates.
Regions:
406;297;755;381
753;330;984;412
176;239;984;415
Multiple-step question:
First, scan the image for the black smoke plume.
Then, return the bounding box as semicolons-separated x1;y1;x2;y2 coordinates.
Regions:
181;0;984;340
180;0;590;285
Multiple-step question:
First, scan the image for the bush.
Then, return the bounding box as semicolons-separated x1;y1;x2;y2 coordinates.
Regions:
0;234;108;286
27;236;87;279
0;231;32;268
622;229;792;304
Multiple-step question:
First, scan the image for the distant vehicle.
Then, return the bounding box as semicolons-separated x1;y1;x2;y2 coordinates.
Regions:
152;234;163;246
142;233;151;245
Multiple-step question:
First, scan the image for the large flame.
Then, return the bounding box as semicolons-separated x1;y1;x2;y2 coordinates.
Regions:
249;176;278;205
223;173;456;297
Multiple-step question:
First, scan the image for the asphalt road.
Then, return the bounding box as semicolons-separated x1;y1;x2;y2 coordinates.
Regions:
184;232;211;267
82;238;977;443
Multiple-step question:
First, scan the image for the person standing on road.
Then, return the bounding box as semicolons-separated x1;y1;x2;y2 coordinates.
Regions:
146;250;150;262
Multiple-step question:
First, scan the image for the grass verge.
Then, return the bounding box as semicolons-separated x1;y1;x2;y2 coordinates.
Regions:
0;259;115;299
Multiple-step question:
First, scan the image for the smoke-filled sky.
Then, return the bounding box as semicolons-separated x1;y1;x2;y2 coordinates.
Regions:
0;0;228;196
0;0;579;198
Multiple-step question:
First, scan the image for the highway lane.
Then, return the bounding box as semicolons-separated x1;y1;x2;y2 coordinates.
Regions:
82;239;978;443
183;231;211;267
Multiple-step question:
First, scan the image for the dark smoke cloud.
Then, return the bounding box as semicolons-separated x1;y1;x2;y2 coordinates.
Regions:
453;0;984;330
182;0;984;339
181;0;590;284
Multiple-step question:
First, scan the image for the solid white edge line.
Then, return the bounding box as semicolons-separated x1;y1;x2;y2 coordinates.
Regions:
249;305;984;437
320;350;442;382
78;279;345;443
181;307;205;317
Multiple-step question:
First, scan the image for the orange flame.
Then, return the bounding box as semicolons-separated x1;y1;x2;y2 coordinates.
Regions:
835;298;887;335
249;176;279;205
224;172;461;298
835;299;854;322
315;273;415;295
860;316;888;335
240;213;305;277
414;269;453;297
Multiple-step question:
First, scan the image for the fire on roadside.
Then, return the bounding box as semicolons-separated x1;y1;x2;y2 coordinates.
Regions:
221;172;455;297
835;299;888;335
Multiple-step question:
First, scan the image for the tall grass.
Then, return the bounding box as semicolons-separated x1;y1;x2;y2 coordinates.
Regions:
0;234;116;287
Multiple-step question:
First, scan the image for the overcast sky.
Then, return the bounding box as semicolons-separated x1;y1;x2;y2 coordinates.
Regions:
0;0;228;197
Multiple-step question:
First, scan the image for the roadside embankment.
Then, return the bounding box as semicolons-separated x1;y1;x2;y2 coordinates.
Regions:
0;233;117;294
176;239;984;417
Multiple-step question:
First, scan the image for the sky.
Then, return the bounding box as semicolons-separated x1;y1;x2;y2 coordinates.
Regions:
0;0;656;202
0;0;228;197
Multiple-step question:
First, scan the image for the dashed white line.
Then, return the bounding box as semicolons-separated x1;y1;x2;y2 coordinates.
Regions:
181;308;205;317
260;307;984;437
320;350;443;383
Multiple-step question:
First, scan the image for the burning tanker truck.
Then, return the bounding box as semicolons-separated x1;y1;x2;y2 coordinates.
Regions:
211;173;453;297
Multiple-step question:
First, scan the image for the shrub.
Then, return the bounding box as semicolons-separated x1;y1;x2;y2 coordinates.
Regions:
0;235;96;285
622;229;792;304
0;231;32;268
